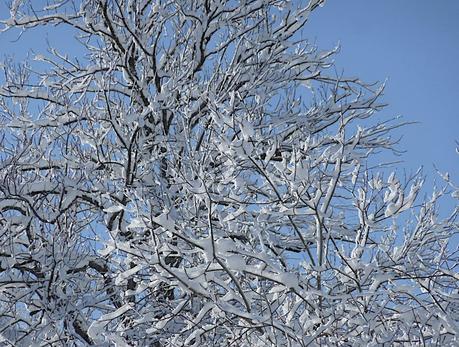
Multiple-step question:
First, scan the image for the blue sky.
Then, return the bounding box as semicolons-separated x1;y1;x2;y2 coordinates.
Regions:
1;0;458;178
306;0;459;178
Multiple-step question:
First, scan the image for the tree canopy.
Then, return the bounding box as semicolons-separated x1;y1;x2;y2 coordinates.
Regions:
0;0;458;346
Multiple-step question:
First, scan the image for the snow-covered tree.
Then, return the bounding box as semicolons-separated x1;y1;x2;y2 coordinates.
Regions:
0;0;458;345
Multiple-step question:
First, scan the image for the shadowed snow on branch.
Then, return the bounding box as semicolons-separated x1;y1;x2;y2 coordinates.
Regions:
0;0;458;346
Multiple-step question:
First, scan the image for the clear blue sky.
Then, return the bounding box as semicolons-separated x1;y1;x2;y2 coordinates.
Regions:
306;0;459;178
1;0;458;178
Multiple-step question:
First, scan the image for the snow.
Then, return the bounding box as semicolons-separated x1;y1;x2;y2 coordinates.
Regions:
127;217;146;229
60;190;79;210
152;212;175;232
115;264;144;285
44;2;65;11
225;255;245;270
278;272;299;289
103;205;124;213
87;304;133;343
98;241;115;257
384;202;398;217
240;120;254;140
99;303;133;321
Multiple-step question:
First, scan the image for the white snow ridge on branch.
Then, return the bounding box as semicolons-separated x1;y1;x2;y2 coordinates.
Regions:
0;0;457;346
